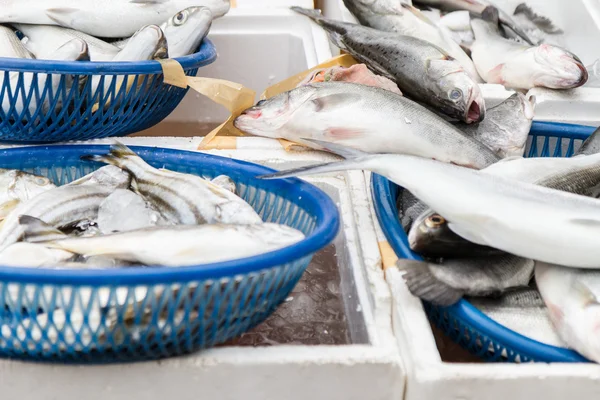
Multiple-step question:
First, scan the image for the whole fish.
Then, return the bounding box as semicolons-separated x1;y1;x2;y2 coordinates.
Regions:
470;18;587;89
409;152;600;257
457;93;535;158
112;6;213;58
20;216;305;267
412;0;536;45
0;165;131;252
16;23;120;61
97;189;168;234
82;142;263;225
535;262;600;362
260;141;600;269
341;1;481;82
0;0;230;38
0;169;56;221
290;7;485;124
235;82;499;169
396;255;534;306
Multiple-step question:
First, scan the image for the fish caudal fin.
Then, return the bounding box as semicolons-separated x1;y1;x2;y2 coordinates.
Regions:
396;259;464;306
513;3;563;34
290;6;323;21
19;215;67;243
80;141;136;166
291;6;349;49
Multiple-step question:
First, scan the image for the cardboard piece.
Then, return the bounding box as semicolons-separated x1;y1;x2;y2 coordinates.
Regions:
378;240;398;270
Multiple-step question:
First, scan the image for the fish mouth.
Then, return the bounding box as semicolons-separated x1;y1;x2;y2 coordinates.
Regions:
464;86;485;124
574;60;589;87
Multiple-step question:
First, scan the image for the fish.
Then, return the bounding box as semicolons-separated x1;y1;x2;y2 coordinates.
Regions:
290;7;486;124
297;64;403;95
0;169;56;221
468;287;545;308
412;0;536;45
15;23;120;61
438;10;471;31
409;152;600;257
97;189;168;234
0;242;73;267
535;262;600;363
0;0;230;38
470;18;587;89
210;175;237;194
512;3;563;35
0;165;131;252
234;82;499;169
576;127;600;156
112;6;213;58
457;93;536;158
340;1;482;82
260;140;600;269
396;255;534;306
82;142;263;225
20;216;305;267
398;189;429;231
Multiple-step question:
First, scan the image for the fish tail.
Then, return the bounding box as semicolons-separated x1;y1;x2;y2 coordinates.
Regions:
290;6;324;21
291;6;349;38
396;259;464;306
80;141;136;167
18;215;67;243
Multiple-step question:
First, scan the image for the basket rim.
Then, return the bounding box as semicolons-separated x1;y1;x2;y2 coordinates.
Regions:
0;38;217;74
370;120;594;363
0;144;340;285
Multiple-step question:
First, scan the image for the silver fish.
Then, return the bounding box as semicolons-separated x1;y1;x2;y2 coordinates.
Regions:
0;242;73;267
97;189;168;234
470;18;587;89
211;175;236;194
0;0;230;38
0;169;56;221
291;7;485;124
82;142;263;225
457;93;536;158
260;141;600;269
535;262;600;362
396;256;534;306
576;127;600;156
468;287;544;308
235;82;499;169
0;165;131;252
20;216;305;267
16;23;120;61
113;6;213;58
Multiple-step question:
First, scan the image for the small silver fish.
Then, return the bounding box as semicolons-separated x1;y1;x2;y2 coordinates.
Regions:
0;169;56;221
82;142;263;225
396;256;534;306
20;216;305;267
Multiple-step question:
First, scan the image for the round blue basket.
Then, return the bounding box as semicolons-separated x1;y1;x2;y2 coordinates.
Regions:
0;39;216;143
371;121;596;363
0;145;339;363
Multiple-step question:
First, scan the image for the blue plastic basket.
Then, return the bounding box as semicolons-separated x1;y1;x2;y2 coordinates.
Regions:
371;121;597;363
0;145;339;363
0;39;216;143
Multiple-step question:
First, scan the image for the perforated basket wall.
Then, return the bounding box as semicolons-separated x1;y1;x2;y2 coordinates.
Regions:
0;145;339;363
0;40;216;143
371;121;595;363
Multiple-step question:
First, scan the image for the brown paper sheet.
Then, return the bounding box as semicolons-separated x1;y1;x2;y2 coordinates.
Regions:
378;240;398;270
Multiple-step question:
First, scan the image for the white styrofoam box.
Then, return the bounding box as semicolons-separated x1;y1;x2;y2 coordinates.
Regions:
165;8;332;125
527;87;600;127
0;137;404;400
236;0;314;7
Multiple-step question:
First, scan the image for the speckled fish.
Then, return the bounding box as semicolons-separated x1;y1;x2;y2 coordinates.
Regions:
0;169;56;221
0;165;131;252
0;0;230;38
536;262;600;363
291;7;486;124
112;6;213;58
20;216;304;267
396;256;534;306
235;82;498;169
16;23;120;61
457;93;536;158
341;1;481;82
82;142;263;225
470;18;587;89
260;141;600;269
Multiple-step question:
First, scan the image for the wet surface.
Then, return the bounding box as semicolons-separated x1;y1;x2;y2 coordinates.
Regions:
222;245;350;346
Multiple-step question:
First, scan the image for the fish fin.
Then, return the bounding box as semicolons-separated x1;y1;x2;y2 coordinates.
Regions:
323;127;367;140
18;215;67;243
291;6;323;20
513;3;563;34
572;279;600;307
486;64;505;85
396;259;464;306
80;141;135;166
302;139;369;158
257;158;368;180
45;8;79;27
401;4;436;26
498;16;535;45
480;6;500;24
311;93;362;112
0;199;20;220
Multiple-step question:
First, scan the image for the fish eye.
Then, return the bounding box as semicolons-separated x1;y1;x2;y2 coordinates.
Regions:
256;99;267;107
36;177;48;185
425;215;445;228
174;11;188;26
449;89;463;101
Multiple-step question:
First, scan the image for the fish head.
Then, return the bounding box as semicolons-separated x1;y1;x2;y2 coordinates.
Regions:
429;58;485;123
234;86;318;137
119;25;168;60
52;38;90;61
408;211;448;252
532;45;588;89
492;92;535;121
9;171;55;201
162;7;213;56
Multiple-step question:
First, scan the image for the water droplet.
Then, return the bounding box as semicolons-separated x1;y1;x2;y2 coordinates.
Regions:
404;117;411;124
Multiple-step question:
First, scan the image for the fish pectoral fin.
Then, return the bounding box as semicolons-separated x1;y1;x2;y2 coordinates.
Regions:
396;259;464;306
486;64;505;85
18;215;67;243
311;93;363;112
46;8;79;27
